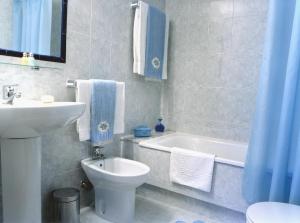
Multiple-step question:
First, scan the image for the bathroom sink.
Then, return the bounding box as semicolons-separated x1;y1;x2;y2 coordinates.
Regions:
0;99;85;138
0;99;85;223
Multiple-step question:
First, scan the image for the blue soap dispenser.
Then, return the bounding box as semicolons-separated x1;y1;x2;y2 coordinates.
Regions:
155;118;165;132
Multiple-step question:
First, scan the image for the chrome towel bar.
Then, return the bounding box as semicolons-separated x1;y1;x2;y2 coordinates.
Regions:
66;80;77;88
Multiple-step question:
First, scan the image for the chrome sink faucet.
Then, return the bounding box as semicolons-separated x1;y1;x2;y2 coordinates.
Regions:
2;85;22;105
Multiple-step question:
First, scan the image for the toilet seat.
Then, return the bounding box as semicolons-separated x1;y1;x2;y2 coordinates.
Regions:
246;202;300;223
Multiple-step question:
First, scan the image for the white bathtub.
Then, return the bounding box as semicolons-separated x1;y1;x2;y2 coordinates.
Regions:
123;132;250;212
139;132;247;167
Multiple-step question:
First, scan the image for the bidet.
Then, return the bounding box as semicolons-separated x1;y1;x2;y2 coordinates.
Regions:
81;157;150;223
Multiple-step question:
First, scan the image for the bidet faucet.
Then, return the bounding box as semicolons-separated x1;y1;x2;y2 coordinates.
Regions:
92;146;105;160
2;85;22;105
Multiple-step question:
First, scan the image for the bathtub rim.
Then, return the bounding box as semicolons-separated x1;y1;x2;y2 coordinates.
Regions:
138;132;247;168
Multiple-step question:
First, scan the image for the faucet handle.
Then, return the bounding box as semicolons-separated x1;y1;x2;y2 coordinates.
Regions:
3;84;19;99
95;147;101;156
92;146;105;160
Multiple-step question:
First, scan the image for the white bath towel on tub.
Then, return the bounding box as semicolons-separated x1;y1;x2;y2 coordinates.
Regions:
170;147;215;192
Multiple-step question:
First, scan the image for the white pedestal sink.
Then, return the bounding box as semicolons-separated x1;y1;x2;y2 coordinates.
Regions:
0;100;85;223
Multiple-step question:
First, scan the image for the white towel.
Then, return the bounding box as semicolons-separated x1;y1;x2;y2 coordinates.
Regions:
170;147;215;192
76;80;91;141
162;15;169;80
114;82;125;134
76;80;125;141
133;1;148;75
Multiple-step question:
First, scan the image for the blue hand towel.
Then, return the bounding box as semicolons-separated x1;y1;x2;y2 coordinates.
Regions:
144;5;166;79
90;80;117;145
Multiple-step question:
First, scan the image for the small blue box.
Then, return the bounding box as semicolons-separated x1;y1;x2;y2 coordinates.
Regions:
133;125;152;137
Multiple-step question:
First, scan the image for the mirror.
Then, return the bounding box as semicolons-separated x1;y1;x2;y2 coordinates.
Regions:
0;0;67;63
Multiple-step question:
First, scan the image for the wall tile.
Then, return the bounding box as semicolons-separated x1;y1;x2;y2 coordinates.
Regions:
208;17;233;54
164;0;268;143
90;38;111;79
91;0;113;41
167;0;233;20
64;31;91;78
67;0;92;35
234;0;269;17
231;15;267;54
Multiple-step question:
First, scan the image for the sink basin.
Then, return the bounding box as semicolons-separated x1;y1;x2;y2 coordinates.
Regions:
0;100;85;138
0;99;85;223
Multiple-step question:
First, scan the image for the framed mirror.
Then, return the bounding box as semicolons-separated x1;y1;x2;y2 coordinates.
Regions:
0;0;68;63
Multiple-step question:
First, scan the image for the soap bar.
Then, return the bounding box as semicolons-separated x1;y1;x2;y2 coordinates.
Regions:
41;95;55;103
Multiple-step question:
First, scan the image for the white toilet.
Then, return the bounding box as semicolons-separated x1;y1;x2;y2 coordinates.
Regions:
81;157;150;223
246;202;300;223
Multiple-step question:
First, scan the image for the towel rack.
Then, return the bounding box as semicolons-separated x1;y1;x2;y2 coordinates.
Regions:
131;2;139;8
66;79;77;88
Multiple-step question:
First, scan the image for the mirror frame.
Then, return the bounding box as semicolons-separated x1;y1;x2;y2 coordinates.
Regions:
0;0;68;63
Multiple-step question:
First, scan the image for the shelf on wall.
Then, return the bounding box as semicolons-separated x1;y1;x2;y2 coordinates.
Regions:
0;61;62;70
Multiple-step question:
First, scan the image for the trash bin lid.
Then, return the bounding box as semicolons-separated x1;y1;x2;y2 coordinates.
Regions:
53;188;80;203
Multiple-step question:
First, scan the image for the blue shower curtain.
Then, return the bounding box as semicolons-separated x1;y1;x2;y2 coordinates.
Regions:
243;0;300;205
12;0;52;55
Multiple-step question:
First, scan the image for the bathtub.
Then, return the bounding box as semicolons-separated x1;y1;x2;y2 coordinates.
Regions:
123;132;249;213
139;132;247;167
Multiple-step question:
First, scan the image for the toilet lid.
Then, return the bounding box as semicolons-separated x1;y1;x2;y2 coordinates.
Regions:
247;202;300;223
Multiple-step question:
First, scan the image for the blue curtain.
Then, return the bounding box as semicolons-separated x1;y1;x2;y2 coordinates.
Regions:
243;0;300;205
12;0;52;55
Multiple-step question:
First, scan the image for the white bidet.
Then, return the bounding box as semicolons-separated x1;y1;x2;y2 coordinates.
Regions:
81;157;150;223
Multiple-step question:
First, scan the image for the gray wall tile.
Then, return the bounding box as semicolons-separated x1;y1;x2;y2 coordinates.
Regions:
67;0;92;34
163;0;269;143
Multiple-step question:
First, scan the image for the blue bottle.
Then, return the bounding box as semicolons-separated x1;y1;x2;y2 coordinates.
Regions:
155;118;165;132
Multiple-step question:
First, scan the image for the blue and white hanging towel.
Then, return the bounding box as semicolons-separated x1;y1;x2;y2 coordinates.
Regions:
90;80;117;145
76;80;125;142
133;1;169;80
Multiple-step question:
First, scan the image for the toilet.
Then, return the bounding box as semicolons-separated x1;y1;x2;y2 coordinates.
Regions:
246;202;300;223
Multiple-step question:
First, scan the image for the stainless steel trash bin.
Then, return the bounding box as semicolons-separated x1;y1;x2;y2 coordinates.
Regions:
53;188;80;223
